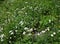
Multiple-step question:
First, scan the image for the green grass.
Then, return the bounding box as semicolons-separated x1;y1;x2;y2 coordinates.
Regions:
0;0;60;44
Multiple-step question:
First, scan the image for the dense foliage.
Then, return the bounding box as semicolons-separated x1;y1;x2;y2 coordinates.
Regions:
0;0;60;44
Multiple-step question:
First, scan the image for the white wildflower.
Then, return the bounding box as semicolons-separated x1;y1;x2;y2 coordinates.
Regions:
53;32;56;35
25;12;27;15
24;27;29;30
19;21;24;25
1;38;4;42
47;27;50;31
0;34;5;38
25;2;28;3
10;32;14;35
15;30;18;32
9;41;11;43
28;33;32;36
41;30;46;33
27;28;33;32
23;31;26;35
37;33;40;35
49;19;51;23
21;7;26;10
9;30;13;33
10;37;12;39
51;34;54;37
34;28;36;30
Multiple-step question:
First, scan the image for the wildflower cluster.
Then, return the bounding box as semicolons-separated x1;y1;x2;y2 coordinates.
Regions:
0;0;60;44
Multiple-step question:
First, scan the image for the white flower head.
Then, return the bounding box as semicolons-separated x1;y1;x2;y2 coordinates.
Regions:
25;2;28;4
34;28;36;30
41;30;46;33
47;27;50;31
21;7;26;10
49;19;51;23
23;31;26;35
53;32;56;35
51;34;54;37
9;30;13;33
19;21;24;25
0;34;5;38
10;37;12;39
29;28;33;32
10;32;14;35
28;33;32;36
37;33;40;36
15;30;18;32
24;27;29;30
9;41;11;43
25;12;27;15
1;38;4;42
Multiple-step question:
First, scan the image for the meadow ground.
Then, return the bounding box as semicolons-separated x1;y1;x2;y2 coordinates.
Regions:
0;0;60;44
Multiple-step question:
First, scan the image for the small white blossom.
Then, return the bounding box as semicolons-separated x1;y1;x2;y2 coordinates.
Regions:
25;2;28;4
0;34;5;38
28;33;32;36
21;7;26;10
9;30;13;33
25;12;27;15
41;30;46;33
19;21;24;25
47;27;50;31
37;33;40;35
1;38;4;42
51;34;54;37
15;30;18;32
34;28;36;30
10;32;14;35
9;41;11;43
28;28;33;32
24;27;29;30
53;32;56;35
10;37;12;39
23;31;26;35
49;19;51;23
